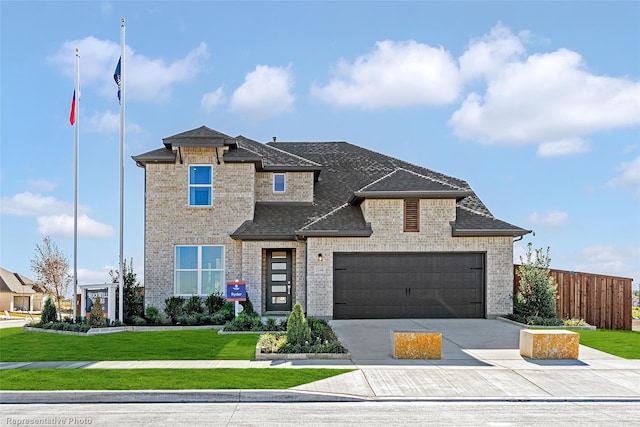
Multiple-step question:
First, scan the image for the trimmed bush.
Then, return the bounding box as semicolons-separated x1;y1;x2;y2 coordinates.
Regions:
164;297;185;323
41;297;57;324
205;293;225;315
184;295;204;315
89;297;106;328
286;303;311;346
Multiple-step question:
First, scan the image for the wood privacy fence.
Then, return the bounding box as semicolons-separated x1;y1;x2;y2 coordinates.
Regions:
513;266;633;330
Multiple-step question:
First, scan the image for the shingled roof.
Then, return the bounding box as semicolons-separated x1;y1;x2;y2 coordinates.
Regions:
232;140;529;239
133;127;530;239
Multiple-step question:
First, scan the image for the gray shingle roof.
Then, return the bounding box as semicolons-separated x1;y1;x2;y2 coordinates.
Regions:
134;128;530;239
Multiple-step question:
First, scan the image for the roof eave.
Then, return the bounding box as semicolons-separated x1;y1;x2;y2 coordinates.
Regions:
229;233;297;241
353;190;474;200
451;228;533;237
295;229;373;238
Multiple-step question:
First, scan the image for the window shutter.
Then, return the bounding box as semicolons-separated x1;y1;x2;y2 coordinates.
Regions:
404;199;419;232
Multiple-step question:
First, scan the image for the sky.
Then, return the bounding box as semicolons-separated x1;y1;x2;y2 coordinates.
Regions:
1;1;639;294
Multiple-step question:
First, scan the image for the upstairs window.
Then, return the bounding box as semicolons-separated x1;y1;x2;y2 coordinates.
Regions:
189;165;212;206
404;199;419;232
273;173;286;193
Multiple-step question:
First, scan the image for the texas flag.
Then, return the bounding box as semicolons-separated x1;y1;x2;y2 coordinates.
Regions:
69;89;76;126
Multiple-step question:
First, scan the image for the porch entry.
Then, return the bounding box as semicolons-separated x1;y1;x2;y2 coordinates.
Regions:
266;249;293;312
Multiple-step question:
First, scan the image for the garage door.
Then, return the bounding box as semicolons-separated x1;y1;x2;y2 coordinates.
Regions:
333;252;485;319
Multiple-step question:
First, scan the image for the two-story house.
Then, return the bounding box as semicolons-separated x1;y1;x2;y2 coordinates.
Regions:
133;126;530;319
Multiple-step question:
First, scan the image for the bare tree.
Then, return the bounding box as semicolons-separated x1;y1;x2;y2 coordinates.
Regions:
30;236;71;320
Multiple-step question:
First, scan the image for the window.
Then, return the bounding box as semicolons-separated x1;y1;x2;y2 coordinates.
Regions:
189;165;212;206
273;173;286;193
404;199;419;232
175;245;224;295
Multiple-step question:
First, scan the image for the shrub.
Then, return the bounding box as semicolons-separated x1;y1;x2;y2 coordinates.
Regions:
308;317;337;343
164;297;185;323
286;303;311;346
145;306;160;324
563;318;590;327
513;243;558;321
240;295;256;316
184;295;204;315
129;315;147;326
176;315;198;326
224;311;261;331
89;297;106;328
257;333;287;353
41;297;57;324
205;292;225;315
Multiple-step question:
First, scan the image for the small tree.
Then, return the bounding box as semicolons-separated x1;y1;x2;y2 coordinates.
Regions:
513;243;558;320
30;236;71;320
286;303;311;346
109;258;143;321
89;296;106;328
41;297;57;324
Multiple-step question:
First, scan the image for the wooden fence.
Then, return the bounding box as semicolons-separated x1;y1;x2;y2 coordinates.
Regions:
513;265;633;330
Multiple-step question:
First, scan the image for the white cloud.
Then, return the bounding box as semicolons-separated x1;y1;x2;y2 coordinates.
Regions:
459;23;526;82
527;211;568;228
77;267;113;284
229;65;295;121
573;245;640;282
26;180;58;193
37;214;114;239
82;110;144;134
201;87;226;112
450;25;640;151
311;40;460;109
608;156;640;193
537;138;591;157
50;38;209;102
0;192;74;216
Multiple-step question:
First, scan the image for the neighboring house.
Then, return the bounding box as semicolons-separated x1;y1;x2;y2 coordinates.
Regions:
133;126;530;319
0;267;45;312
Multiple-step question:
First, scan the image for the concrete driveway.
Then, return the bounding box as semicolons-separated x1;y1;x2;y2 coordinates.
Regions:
329;318;524;366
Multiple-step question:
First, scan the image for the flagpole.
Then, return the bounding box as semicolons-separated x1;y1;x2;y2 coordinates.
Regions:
73;48;80;321
118;18;125;323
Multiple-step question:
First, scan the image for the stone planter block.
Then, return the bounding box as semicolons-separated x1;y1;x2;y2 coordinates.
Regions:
519;329;579;359
391;331;442;359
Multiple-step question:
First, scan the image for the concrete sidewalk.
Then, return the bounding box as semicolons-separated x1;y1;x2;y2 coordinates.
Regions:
2;319;639;403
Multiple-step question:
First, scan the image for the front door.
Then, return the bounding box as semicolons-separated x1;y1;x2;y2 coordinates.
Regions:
266;249;293;312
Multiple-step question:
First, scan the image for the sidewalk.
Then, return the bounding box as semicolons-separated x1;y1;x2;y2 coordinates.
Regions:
2;319;639;403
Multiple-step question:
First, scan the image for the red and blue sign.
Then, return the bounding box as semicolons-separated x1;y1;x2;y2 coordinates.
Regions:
226;281;247;302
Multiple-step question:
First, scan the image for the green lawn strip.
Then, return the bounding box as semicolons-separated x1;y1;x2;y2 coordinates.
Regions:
0;328;258;362
0;368;353;390
567;328;640;359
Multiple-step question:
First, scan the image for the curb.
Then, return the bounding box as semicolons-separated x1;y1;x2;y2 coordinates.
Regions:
2;390;639;404
0;390;365;404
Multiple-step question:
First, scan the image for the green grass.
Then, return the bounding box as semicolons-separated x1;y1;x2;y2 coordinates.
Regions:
568;328;640;359
0;328;258;361
0;368;353;390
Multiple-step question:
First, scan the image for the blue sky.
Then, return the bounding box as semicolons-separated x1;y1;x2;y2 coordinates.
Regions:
1;1;639;293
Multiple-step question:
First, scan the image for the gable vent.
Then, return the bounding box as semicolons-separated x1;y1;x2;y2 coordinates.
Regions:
404;199;419;232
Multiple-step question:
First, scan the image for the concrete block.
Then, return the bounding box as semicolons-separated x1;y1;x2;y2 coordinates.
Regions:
519;329;579;359
391;331;442;359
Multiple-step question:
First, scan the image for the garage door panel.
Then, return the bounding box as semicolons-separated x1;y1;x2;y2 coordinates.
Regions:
333;253;485;319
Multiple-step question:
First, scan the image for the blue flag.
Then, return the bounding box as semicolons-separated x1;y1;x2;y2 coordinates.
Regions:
113;57;121;104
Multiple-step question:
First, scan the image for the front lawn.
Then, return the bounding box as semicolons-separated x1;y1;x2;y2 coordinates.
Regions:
0;368;353;390
0;328;258;361
569;328;640;359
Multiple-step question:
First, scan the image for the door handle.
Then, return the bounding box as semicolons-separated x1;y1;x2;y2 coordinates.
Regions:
287;285;291;295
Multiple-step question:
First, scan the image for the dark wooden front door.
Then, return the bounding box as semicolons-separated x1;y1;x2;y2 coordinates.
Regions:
266;249;293;312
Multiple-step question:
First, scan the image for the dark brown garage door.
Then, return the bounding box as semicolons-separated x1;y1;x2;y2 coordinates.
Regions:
333;252;485;319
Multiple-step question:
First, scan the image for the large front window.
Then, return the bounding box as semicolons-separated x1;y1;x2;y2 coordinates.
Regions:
175;245;224;295
189;165;212;206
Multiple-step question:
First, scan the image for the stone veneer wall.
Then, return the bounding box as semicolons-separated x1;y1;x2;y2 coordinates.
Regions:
255;172;314;203
305;198;514;318
143;147;255;311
